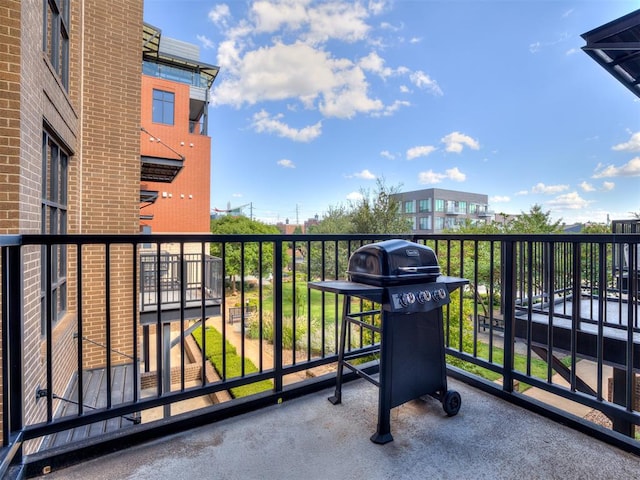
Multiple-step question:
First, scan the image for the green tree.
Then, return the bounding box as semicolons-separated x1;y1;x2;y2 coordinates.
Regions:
505;204;563;234
210;215;283;292
581;223;610;234
349;178;412;234
307;205;352;234
306;179;410;280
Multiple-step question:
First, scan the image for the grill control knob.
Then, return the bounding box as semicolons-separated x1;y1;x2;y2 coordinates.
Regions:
400;292;416;306
436;288;447;300
417;290;432;303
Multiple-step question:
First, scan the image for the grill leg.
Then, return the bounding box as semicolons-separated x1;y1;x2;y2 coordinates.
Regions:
371;313;393;444
329;295;350;405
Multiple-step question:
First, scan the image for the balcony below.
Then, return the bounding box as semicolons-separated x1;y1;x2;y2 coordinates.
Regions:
36;376;640;479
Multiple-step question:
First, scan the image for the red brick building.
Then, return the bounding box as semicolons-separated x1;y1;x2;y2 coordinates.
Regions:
140;25;219;239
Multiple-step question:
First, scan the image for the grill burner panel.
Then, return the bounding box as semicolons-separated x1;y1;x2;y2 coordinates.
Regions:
386;282;450;313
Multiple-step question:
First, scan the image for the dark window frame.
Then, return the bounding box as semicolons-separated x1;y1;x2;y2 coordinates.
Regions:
41;129;69;335
152;89;175;125
43;0;70;89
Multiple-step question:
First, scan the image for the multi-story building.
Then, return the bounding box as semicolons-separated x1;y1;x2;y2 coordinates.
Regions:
0;1;221;450
140;24;219;248
1;0;143;444
392;188;494;233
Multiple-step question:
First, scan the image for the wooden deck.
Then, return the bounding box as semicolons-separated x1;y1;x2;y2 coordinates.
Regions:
40;364;140;450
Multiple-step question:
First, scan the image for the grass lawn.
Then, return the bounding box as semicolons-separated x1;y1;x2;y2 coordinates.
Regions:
451;342;572;392
192;325;273;398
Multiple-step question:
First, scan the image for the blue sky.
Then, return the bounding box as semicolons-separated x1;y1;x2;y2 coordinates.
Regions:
144;0;640;226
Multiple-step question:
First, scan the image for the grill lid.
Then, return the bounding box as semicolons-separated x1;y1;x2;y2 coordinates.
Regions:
347;239;440;286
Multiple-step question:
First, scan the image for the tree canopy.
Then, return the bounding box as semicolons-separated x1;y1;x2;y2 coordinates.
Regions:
503;204;563;234
210;215;283;291
309;178;411;234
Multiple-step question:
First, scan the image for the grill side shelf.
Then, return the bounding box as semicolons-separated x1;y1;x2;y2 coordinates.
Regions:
307;280;384;304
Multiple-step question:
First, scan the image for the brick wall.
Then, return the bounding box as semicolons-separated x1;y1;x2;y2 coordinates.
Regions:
0;0;144;445
77;0;142;370
140;76;212;234
0;0;22;442
0;1;22;234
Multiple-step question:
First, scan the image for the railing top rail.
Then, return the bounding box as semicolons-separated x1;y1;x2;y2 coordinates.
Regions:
0;235;22;247
0;232;637;246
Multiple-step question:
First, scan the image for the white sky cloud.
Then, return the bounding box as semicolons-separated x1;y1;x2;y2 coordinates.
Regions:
406;145;437;160
490;195;511;203
417;167;465;184
418;170;444;184
208;4;231;27
579;181;595;192
251;110;322;141
346;191;364;201
611;132;640;152
592;157;640;178
409;70;442;96
348;169;376;180
441;132;480;153
380;150;395;160
602;181;615;191
210;1;442;124
446;167;466;182
372;100;411;117
277;159;295;168
531;182;570;194
546;191;592;210
197;35;215;49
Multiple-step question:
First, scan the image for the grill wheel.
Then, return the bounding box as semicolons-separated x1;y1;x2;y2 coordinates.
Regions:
442;390;461;417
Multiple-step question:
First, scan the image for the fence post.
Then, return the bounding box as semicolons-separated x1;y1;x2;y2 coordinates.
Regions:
273;239;283;393
2;244;24;460
501;240;516;393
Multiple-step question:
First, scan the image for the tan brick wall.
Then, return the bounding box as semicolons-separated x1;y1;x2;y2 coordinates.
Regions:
0;0;144;446
0;0;22;234
0;0;22;442
78;0;142;370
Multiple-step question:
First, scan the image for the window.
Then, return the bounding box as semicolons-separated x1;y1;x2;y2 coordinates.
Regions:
404;200;415;214
458;201;467;214
152;89;175;125
418;198;431;213
419;216;432;231
435;199;445;212
469;203;478;214
435;216;445;230
41;131;69;335
43;0;70;89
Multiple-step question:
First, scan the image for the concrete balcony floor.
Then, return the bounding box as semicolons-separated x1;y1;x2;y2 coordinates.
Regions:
36;378;639;480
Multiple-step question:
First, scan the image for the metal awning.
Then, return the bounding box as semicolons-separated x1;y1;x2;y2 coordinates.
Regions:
140;189;159;204
142;22;219;89
141;155;183;183
582;9;640;99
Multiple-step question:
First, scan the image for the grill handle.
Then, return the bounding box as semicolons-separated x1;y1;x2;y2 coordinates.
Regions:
397;266;438;273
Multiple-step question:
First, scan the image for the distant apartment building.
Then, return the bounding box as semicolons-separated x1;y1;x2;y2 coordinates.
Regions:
392;188;494;233
140;24;219;251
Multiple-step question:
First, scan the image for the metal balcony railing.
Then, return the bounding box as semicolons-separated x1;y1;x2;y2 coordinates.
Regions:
0;232;638;477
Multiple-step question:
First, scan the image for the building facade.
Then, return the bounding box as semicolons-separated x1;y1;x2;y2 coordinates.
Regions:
140;25;219;249
1;0;143;446
392;188;494;233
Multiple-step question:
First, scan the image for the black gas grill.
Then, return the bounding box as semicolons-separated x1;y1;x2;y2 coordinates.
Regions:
309;239;468;444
